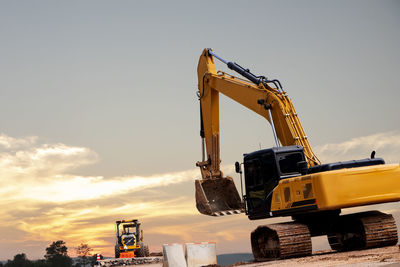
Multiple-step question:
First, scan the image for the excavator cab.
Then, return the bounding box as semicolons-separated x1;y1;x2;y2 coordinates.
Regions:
242;146;306;220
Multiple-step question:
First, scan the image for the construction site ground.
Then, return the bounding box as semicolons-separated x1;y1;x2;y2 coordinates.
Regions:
237;246;400;267
106;246;400;267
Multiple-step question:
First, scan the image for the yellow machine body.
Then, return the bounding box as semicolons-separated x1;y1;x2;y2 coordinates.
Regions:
270;164;400;214
119;241;140;255
115;219;148;258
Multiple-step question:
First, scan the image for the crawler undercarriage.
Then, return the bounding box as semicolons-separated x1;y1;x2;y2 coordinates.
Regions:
251;210;398;261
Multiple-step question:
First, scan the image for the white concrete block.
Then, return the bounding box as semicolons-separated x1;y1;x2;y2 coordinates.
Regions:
163;243;187;267
185;242;217;267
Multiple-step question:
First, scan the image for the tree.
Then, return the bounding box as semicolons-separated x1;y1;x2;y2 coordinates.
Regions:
32;260;49;267
44;240;72;267
75;243;93;267
4;253;33;267
45;240;68;259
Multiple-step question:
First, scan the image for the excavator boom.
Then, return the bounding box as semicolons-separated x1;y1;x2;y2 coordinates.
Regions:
195;49;320;216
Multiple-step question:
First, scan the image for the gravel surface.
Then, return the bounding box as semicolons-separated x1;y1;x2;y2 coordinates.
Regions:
236;246;400;267
101;246;400;267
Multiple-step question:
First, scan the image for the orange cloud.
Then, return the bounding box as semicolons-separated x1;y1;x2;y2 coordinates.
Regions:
0;132;399;260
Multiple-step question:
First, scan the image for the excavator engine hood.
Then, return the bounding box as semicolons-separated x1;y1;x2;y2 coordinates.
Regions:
195;177;244;216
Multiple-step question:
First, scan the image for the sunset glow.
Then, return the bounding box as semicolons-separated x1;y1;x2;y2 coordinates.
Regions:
0;132;399;259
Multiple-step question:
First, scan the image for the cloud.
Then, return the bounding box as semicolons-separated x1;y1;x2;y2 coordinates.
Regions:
0;133;259;260
0;142;97;181
0;131;399;260
0;133;199;259
314;131;400;164
18;170;197;203
0;134;37;149
0;134;197;203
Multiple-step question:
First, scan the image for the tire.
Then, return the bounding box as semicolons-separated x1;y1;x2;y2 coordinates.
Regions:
136;242;149;257
115;245;120;258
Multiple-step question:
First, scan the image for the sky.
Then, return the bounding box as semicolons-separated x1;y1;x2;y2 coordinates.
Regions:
0;0;399;260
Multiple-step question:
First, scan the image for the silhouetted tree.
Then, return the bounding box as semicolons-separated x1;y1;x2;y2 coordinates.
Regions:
44;240;72;267
4;253;33;267
75;243;93;267
32;260;49;267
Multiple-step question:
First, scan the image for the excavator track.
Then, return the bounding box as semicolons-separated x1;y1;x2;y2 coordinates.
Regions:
251;222;312;261
328;211;398;251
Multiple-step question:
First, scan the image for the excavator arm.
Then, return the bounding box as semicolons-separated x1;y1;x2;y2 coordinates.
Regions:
195;48;320;216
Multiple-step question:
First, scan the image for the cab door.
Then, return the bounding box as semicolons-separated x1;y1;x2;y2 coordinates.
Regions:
244;155;278;219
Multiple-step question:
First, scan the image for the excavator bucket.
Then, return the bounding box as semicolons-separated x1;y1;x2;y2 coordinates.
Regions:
195;177;244;216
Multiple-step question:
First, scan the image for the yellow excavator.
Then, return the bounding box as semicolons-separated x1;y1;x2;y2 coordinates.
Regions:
195;48;400;261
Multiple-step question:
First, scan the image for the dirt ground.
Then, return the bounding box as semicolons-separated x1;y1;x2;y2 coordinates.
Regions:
239;246;400;267
120;246;400;267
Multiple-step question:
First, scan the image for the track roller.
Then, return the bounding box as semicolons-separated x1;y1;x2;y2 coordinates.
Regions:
328;211;398;251
251;222;312;261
